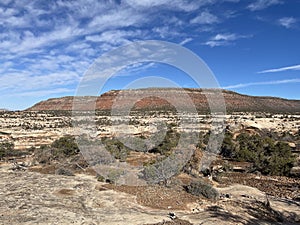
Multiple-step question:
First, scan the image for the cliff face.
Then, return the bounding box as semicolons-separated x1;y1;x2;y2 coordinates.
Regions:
27;88;300;113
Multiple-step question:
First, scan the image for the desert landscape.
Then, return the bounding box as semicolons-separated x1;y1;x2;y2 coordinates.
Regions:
2;1;300;224
0;88;299;225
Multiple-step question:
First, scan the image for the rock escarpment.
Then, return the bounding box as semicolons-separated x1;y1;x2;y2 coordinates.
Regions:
27;88;300;113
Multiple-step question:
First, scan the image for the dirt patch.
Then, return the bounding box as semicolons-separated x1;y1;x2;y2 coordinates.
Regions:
28;163;97;176
126;151;158;167
176;173;194;185
55;188;75;196
104;184;201;210
29;164;57;174
145;218;193;225
218;172;300;199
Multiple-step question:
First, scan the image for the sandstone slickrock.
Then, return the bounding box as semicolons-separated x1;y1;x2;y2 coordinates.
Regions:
0;166;170;225
0;166;299;225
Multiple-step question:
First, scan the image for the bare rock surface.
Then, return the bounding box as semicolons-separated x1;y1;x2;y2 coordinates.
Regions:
0;166;170;225
1;164;299;225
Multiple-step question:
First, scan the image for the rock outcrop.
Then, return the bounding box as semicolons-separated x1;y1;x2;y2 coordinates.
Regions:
27;88;300;113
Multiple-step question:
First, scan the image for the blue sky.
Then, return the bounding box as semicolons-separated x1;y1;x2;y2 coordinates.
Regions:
0;0;300;110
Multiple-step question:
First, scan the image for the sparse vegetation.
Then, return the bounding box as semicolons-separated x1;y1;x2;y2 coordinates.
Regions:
1;106;300;224
0;142;28;159
0;142;14;159
101;137;130;162
186;179;219;200
34;136;81;165
148;127;180;156
55;167;74;176
220;131;296;176
51;135;80;157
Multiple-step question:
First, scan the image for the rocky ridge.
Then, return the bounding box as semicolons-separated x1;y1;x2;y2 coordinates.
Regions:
27;88;300;113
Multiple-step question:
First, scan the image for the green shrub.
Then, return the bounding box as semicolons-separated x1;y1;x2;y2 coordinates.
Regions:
149;129;179;156
51;135;80;157
0;142;14;158
262;142;295;176
34;136;80;164
220;131;235;158
101;137;130;161
0;142;27;159
219;132;296;176
186;180;219;200
96;174;105;182
55;167;74;176
140;154;183;185
236;148;257;162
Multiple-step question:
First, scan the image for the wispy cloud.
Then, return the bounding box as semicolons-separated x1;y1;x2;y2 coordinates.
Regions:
179;38;193;46
258;64;300;73
223;79;300;89
247;0;282;11
0;70;80;93
87;8;145;31
204;33;250;47
114;62;157;77
124;0;204;12
2;0;295;109
152;26;180;39
85;30;145;46
278;17;297;28
190;11;219;24
9;88;74;97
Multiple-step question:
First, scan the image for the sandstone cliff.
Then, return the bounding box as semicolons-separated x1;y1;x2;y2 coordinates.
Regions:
27;88;300;113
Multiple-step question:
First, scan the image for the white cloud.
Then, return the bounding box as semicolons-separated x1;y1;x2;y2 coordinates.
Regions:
85;30;144;45
204;33;250;47
0;0;260;109
278;17;297;28
1;0;13;5
0;61;14;74
0;24;83;58
223;79;300;89
213;33;237;41
0;3;144;59
123;0;202;12
115;62;157;77
204;41;224;47
0;7;18;17
258;64;300;73
3;15;31;28
152;26;181;39
88;8;145;30
10;88;74;97
55;0;111;19
0;0;224;61
179;38;193;45
124;0;171;8
66;42;91;52
0;70;80;93
190;11;219;24
247;0;282;11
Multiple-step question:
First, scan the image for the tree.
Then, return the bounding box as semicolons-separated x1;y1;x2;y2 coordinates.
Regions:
220;131;235;158
51;135;79;156
0;142;14;159
218;131;296;176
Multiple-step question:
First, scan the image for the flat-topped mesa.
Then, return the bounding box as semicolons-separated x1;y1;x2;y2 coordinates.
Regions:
27;96;98;111
26;88;300;113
